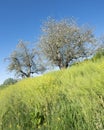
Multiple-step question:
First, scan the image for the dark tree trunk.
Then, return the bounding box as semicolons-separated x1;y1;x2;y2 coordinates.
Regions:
58;63;68;69
58;58;69;69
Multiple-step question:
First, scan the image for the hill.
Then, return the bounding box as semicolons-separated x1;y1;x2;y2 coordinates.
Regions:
0;56;104;130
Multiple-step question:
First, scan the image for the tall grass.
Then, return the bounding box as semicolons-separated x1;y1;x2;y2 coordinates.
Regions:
0;57;104;130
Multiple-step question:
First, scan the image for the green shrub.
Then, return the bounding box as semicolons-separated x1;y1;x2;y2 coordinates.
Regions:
3;78;17;86
92;48;104;61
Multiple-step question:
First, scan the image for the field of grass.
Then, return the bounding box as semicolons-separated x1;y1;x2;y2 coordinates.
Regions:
0;56;104;130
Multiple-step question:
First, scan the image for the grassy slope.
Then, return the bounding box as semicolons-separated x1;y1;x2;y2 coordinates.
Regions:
0;57;104;130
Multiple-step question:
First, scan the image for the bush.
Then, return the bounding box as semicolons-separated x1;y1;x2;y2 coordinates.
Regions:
92;48;104;61
3;78;17;86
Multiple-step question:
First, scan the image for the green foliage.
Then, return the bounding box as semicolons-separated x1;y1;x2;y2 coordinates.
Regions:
92;48;104;61
0;57;104;130
3;78;17;86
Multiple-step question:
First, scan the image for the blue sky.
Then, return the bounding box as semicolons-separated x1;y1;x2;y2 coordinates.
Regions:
0;0;104;84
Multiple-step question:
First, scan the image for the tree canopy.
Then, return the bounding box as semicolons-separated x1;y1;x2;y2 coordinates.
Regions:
7;41;46;78
39;18;95;69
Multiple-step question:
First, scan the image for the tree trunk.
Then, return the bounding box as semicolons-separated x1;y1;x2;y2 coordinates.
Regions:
58;63;68;69
58;58;68;69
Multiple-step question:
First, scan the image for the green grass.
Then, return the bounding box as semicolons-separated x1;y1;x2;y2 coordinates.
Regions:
0;57;104;130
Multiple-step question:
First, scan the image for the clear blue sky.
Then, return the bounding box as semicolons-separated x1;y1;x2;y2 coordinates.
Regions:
0;0;104;84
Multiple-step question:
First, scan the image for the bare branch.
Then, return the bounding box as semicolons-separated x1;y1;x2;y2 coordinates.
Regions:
39;18;95;69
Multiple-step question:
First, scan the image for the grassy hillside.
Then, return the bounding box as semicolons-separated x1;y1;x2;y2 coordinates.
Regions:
0;57;104;130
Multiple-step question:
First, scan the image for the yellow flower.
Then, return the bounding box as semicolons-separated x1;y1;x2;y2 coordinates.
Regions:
17;125;20;128
9;123;12;128
38;125;41;129
43;122;47;126
57;117;61;121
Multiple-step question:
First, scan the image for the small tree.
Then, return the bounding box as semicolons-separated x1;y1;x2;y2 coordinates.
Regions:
3;78;17;85
7;40;45;78
39;18;95;69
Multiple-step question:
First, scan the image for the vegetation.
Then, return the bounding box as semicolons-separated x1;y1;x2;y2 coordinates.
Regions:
93;49;104;60
3;78;17;86
7;40;46;78
1;17;104;130
0;56;104;130
39;18;95;69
